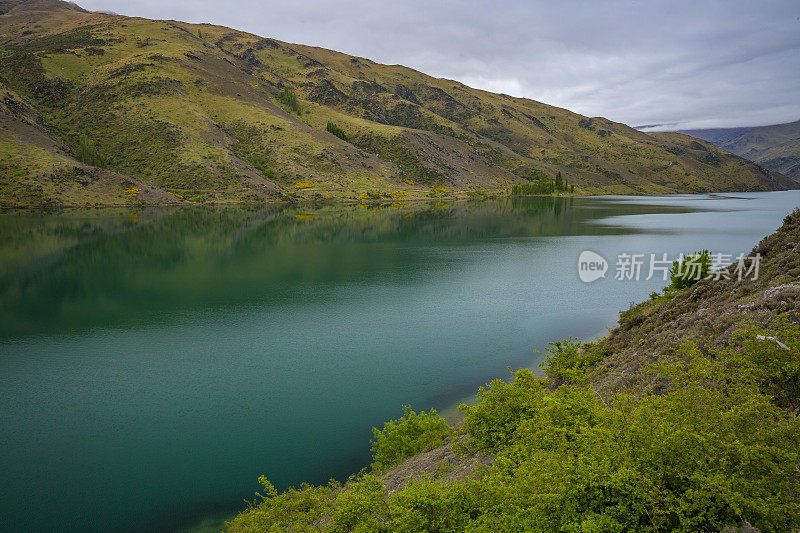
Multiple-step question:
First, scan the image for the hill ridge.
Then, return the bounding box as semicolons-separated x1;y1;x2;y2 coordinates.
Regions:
680;119;800;180
0;0;797;206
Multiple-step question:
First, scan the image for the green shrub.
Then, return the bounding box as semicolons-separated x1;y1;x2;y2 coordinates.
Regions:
669;249;712;290
473;338;800;532
331;474;388;532
370;406;452;471
73;133;106;167
388;477;478;532
244;152;276;178
326;121;349;142
460;368;545;449
225;475;339;532
541;338;605;385
730;318;800;410
276;86;301;114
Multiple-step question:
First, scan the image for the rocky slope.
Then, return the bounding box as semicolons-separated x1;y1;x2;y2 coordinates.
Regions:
594;207;800;395
1;0;797;207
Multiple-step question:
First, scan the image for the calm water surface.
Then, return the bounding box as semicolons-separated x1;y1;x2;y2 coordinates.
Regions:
1;192;799;532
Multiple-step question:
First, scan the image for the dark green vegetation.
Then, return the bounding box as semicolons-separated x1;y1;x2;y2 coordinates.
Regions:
512;180;557;195
511;172;570;196
370;407;452;472
326;121;349;142
0;0;797;207
667;249;712;290
227;210;800;532
276;86;300;114
680;120;800;180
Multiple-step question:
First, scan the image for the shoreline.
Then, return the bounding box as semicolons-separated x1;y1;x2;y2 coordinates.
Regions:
0;190;574;210
436;321;615;426
2;188;795;211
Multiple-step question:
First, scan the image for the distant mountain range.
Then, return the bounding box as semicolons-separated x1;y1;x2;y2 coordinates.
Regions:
1;0;797;207
679;120;800;180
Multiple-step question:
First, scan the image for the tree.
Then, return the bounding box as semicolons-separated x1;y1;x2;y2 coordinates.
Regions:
669;249;712;290
276;87;300;114
555;171;564;191
74;134;106;167
326;121;349;142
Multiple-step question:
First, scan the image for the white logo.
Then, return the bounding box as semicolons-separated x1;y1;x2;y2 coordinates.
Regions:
578;251;608;283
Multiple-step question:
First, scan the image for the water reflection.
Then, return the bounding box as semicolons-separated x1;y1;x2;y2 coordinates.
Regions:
0;198;694;339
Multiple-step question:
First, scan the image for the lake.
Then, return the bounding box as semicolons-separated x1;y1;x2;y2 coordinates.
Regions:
1;192;799;532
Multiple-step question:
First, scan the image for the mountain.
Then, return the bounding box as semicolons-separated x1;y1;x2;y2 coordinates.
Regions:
680;120;800;180
1;0;797;207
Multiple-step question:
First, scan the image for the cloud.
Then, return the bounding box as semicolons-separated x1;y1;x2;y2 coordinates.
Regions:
77;0;800;129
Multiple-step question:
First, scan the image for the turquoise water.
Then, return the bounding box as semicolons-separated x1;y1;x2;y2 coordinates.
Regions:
1;192;798;532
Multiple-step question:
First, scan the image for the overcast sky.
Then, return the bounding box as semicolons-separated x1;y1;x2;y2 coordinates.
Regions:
77;0;800;130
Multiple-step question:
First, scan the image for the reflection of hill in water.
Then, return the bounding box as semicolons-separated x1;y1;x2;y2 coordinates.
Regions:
0;198;696;338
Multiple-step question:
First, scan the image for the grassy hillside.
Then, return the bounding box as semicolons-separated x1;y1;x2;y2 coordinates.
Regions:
681;120;800;180
0;0;797;207
225;209;800;533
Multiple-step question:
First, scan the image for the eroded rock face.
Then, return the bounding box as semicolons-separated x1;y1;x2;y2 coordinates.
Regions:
394;84;419;104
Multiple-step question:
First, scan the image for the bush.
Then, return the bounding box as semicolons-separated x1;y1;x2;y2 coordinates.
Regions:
73;133;107;167
370;406;452;471
225;475;339;532
470;337;800;532
731;318;800;410
460;368;544;449
244;152;276;178
669;249;712;290
331;474;388;532
276;86;301;114
541;338;604;385
326;121;349;142
388;477;478;532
